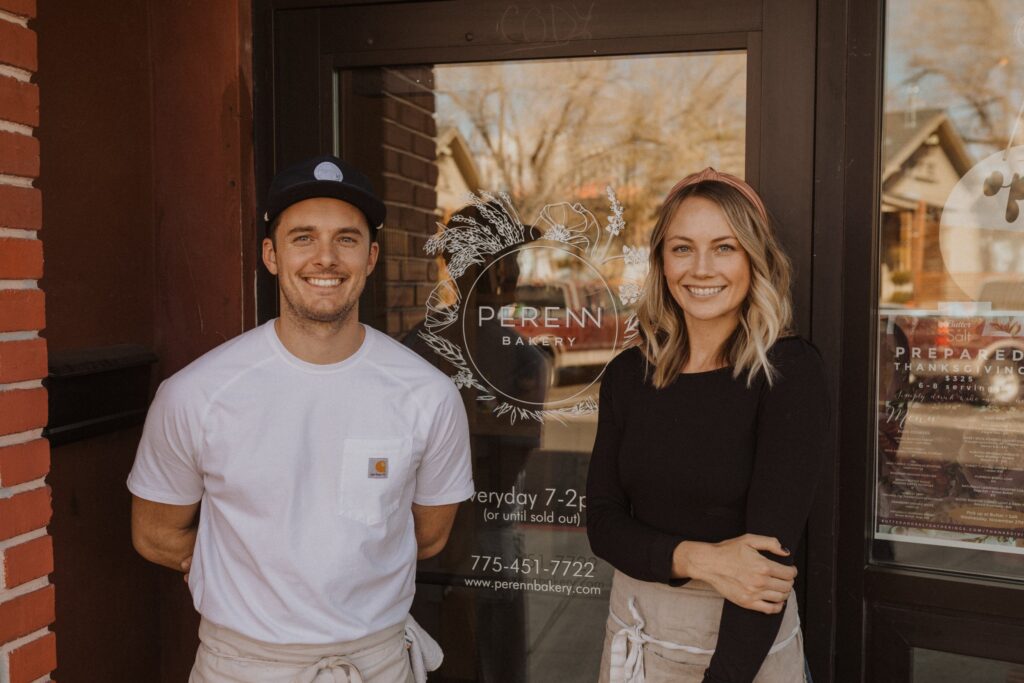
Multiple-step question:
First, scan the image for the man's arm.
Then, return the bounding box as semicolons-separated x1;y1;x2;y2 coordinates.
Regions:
131;495;199;572
412;502;459;559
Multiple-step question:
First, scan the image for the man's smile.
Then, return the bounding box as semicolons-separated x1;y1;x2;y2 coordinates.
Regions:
302;276;346;288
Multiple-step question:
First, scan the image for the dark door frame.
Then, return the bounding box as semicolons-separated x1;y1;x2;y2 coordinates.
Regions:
254;0;836;679
821;0;1024;681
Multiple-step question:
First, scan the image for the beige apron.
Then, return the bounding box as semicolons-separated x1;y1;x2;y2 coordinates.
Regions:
598;571;806;683
189;618;414;683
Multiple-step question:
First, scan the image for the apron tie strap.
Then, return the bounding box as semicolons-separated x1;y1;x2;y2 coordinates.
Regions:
608;596;801;683
301;655;365;683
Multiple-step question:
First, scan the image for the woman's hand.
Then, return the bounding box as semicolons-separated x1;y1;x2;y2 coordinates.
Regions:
672;535;796;614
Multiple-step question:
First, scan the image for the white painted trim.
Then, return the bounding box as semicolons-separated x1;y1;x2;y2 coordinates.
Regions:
0;228;37;239
0;8;29;27
0;380;43;392
0;65;32;83
0;173;33;188
0;477;45;500
0;331;37;342
0;280;37;290
0;528;46;552
0;429;42;448
0;576;49;606
0;120;32;136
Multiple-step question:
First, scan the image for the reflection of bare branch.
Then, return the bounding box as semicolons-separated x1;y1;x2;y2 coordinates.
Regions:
890;0;1018;154
437;55;746;226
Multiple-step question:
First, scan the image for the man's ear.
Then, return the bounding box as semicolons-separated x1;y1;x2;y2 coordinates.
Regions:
366;240;380;276
262;237;279;275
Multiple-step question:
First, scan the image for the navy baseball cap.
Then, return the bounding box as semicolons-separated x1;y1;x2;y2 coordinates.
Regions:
262;155;386;234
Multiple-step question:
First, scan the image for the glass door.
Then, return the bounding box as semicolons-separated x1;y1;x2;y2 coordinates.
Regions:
259;1;818;679
381;53;746;682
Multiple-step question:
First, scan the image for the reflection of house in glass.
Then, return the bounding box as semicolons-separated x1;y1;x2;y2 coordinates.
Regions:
880;109;973;307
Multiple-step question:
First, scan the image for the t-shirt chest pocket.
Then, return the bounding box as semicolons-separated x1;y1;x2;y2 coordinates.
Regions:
337;437;411;525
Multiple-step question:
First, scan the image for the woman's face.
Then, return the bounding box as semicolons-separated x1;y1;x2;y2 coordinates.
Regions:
661;196;751;331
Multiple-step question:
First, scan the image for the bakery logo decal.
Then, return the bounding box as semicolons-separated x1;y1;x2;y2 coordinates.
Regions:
419;188;642;424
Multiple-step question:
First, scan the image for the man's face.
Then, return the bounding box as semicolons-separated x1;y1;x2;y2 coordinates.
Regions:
262;197;379;326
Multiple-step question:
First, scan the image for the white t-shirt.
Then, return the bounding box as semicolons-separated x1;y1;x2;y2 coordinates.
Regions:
127;321;474;644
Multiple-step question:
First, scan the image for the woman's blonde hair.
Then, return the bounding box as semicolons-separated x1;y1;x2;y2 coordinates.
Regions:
635;180;793;388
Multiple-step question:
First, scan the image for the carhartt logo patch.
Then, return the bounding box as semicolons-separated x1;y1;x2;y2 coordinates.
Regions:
368;458;389;479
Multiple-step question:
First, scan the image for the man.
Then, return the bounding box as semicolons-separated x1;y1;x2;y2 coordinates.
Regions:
128;155;474;682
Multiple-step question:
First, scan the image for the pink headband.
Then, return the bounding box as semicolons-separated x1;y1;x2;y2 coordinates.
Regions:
667;167;769;223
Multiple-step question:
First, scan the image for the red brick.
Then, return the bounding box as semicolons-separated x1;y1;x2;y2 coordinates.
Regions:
399;208;419;232
382;97;401;122
0;239;42;279
399;154;429;184
383;148;400;172
0;132;38;178
0;22;36;72
0;0;36;19
383;122;412;150
401;259;430;281
0;186;41;230
384;177;414;204
8;631;55;683
0;439;49;486
381;229;409;256
404;91;436;118
412;134;436;160
0;387;46;435
0;486;50;541
385;284;414;307
399;103;430;133
414;185;436;210
0;338;45;383
411;233;430;255
0;77;38;128
384;258;401;280
0;289;44;332
0;585;54;644
3;535;53;588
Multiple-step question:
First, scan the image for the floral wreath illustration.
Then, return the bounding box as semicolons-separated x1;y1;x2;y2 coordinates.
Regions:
418;187;643;424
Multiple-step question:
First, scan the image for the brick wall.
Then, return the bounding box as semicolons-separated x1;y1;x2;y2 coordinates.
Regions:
379;67;440;338
0;2;56;682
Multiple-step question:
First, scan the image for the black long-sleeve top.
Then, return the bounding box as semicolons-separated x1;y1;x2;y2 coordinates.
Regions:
586;337;829;683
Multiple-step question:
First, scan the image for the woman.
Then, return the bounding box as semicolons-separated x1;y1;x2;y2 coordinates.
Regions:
587;168;828;683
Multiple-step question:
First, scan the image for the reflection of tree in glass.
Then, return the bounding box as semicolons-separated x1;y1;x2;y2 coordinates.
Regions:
435;54;745;242
890;0;1024;156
